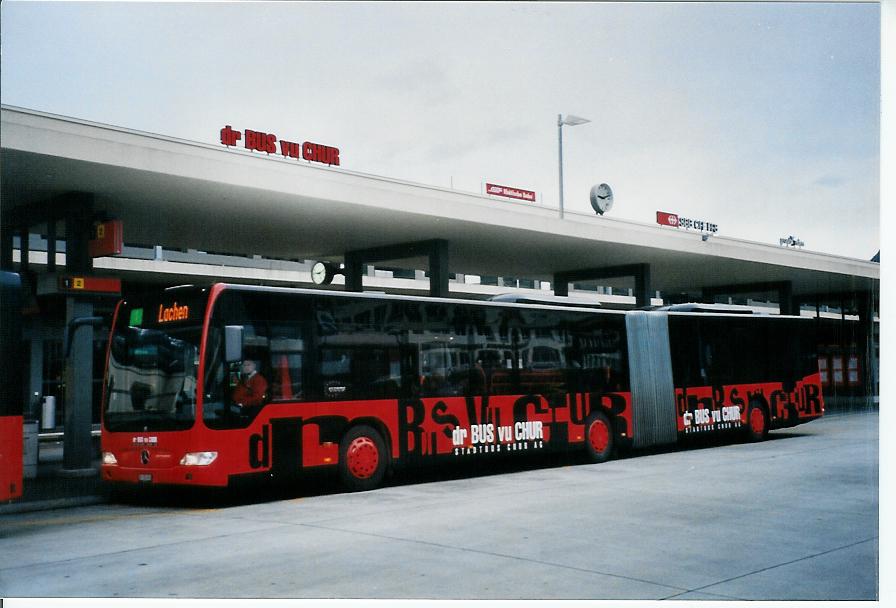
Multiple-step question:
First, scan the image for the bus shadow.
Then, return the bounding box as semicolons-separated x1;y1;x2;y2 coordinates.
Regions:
105;452;579;509
388;451;576;488
620;428;811;460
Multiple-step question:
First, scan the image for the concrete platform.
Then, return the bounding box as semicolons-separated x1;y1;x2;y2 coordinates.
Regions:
1;440;106;515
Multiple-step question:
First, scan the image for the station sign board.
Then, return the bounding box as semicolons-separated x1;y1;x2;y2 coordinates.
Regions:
657;210;718;234
220;125;340;166
57;276;121;296
485;183;536;202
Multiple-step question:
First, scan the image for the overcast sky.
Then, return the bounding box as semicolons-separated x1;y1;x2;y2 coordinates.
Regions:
0;1;881;260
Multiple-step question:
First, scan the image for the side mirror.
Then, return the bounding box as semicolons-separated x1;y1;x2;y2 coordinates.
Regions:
225;325;244;363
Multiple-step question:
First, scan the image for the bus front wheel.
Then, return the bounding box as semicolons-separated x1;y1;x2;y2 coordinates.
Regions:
339;425;388;491
584;411;615;464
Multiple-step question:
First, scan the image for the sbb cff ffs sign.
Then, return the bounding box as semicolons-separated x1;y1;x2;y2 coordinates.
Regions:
657;211;679;227
220;125;340;166
657;211;718;234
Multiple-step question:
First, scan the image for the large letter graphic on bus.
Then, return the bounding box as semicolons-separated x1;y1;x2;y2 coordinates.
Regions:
399;399;426;457
431;401;460;440
250;425;270;469
568;393;587;425
802;383;822;415
248;418;305;473
513;395;547;424
599;392;629;437
728;388;747;413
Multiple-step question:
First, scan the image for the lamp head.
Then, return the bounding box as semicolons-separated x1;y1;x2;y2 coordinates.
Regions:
561;114;591;126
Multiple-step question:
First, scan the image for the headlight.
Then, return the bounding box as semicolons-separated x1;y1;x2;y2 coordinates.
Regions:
102;452;118;465
179;451;218;466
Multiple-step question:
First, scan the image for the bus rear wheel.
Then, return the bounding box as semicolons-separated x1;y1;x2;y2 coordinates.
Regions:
584;411;614;463
339;425;388;491
745;403;768;442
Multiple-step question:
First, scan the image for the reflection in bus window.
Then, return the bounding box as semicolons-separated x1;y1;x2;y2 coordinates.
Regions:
516;317;568;397
105;326;199;432
419;339;469;397
318;341;402;400
572;325;627;393
529;345;563;369
316;297;403;400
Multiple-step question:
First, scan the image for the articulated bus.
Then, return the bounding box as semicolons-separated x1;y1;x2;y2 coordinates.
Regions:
100;284;824;492
1;271;24;502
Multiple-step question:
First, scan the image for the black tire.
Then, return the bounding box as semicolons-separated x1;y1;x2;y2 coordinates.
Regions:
338;425;389;491
584;411;615;463
745;403;769;442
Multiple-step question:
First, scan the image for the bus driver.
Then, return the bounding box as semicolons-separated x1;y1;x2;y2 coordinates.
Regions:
232;359;268;407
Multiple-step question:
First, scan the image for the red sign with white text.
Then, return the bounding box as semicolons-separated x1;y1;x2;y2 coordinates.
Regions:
486;183;536;202
656;211;680;227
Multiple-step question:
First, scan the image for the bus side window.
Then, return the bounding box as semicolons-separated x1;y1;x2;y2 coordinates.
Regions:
668;316;700;388
566;318;627;394
519;343;567;397
471;307;519;396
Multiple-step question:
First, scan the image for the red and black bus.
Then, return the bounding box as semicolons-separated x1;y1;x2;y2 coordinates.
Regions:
100;284;824;492
1;271;24;502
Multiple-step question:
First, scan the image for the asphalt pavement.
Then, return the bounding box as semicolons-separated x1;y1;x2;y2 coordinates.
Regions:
0;410;880;601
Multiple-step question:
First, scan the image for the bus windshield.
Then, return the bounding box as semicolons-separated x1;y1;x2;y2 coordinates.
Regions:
104;323;201;432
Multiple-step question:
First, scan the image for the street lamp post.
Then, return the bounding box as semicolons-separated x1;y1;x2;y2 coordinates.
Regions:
557;113;591;218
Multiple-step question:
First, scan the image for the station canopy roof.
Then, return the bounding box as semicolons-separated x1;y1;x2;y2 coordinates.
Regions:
1;106;879;300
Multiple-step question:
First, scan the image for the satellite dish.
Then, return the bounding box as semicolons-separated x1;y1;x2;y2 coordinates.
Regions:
590;183;613;215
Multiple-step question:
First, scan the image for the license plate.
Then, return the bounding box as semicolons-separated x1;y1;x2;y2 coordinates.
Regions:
138;474;153;482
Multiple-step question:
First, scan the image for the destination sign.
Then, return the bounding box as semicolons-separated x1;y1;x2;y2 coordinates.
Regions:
157;302;190;323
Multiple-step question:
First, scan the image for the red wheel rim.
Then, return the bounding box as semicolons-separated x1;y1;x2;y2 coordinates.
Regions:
346;436;379;479
750;408;765;434
589;418;610;453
